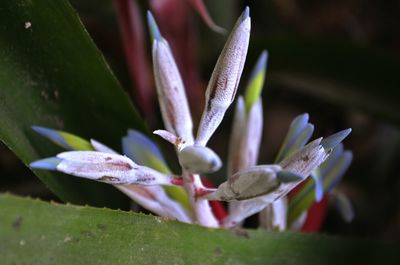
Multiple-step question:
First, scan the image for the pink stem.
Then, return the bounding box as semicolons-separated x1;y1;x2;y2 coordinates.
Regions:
114;0;154;114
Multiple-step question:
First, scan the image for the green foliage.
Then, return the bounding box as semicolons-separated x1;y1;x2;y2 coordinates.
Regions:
1;194;398;265
0;0;146;207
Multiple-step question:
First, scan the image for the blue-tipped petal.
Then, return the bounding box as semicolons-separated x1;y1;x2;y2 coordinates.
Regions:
124;130;165;163
284;123;314;159
319;143;344;176
32;126;71;150
123;130;171;174
239;6;250;22
147;11;161;41
311;171;324;202
32;126;93;151
277;171;304;183
30;157;62;170
321;128;352;150
275;114;311;163
287;149;353;224
325;151;353;192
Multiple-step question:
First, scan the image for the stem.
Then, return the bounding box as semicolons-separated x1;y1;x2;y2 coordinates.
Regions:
182;170;219;227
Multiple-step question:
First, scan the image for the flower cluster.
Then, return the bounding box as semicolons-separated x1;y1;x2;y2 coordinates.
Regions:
30;7;353;230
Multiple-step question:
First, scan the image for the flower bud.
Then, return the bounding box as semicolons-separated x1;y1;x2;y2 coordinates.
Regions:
55;151;178;186
178;145;222;174
206;165;281;201
148;12;194;145
196;7;251;146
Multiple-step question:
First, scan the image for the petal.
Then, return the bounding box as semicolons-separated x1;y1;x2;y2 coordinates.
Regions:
149;15;194;144
122;130;191;211
147;11;161;41
57;151;135;166
30;157;62;170
32;126;93;151
226;96;246;176
196;7;251;146
244;50;268;111
274;113;310;163
122;130;166;166
320;128;352;151
287;148;353;225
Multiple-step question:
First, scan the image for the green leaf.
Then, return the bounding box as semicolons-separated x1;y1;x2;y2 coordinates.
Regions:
0;194;398;265
0;0;146;208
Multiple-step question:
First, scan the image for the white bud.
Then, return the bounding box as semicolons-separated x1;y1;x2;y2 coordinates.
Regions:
222;139;330;227
178;145;222;174
206;165;281;201
56;151;177;186
152;38;194;145
196;8;251;146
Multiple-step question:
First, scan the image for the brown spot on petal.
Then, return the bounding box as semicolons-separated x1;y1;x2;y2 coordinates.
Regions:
105;157;112;161
99;176;120;182
108;162;133;170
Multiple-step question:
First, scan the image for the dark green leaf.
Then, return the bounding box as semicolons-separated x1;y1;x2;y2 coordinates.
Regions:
0;0;146;207
0;194;398;265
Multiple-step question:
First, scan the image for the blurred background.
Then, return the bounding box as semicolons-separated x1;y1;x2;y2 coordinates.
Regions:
1;0;399;240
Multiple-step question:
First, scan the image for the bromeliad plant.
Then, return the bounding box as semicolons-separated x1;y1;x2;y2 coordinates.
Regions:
30;7;353;229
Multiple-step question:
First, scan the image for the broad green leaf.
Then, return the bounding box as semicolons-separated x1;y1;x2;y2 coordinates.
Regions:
0;0;146;208
0;194;398;265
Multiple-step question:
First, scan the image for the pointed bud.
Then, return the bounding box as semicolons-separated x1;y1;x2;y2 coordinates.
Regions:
196;7;251;146
206;165;281;201
149;15;194;145
280;138;328;178
227;97;263;177
30;157;62;170
320;128;352;151
147;11;161;42
55;151;179;186
178;145;222;174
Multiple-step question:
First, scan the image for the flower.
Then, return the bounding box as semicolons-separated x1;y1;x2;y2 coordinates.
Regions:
30;7;353;230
